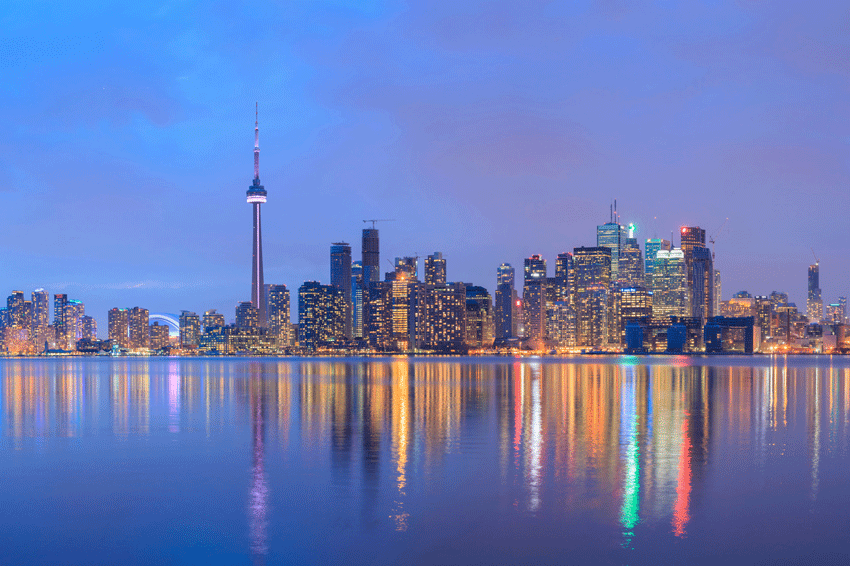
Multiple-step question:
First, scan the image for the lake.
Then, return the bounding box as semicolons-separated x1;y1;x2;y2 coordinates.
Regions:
1;356;849;565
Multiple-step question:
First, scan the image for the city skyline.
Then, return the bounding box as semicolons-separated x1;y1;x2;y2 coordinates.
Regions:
2;1;848;322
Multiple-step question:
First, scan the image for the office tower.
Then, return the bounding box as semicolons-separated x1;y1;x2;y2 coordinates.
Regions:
690;246;714;320
108;308;130;348
465;286;494;349
246;105;268;327
31;289;49;349
554;252;574;301
714;270;722;316
392;257;417;281
573;246;612;349
523;255;547;341
644;238;671;289
80;316;96;341
351;261;364;340
53;294;68;346
807;263;822;322
330;242;353;339
362;228;380;287
6;291;26;330
597;221;627;282
267;284;291;348
203;310;226;332
128;307;150;349
149;322;170;350
618;238;644;286
424;252;446;286
680;226;706;260
495;263;517;341
179;311;201;349
298;281;347;350
366;280;394;350
236;301;260;329
841;296;848;324
615;286;653;344
652;249;687;317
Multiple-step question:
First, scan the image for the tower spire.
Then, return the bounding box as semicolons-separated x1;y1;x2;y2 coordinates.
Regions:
254;102;260;181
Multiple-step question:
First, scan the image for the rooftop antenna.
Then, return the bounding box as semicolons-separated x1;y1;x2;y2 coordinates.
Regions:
362;219;396;229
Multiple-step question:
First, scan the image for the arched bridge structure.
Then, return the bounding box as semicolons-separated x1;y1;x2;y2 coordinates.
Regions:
149;313;180;336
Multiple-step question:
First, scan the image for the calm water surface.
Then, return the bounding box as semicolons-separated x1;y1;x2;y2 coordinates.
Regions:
1;356;849;565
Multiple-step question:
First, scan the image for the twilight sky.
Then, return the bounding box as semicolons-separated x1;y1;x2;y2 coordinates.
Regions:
1;0;848;331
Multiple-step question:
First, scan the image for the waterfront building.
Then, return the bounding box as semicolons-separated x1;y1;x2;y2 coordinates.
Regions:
366;280;394;351
522;255;547;342
573;246;612;349
128;307;149;349
267;284;291;348
203;310;226;332
246;105;268;327
652;249;687;317
80;315;96;341
351;261;364;341
149;322;170;350
108;308;130;348
466;286;494;349
236;301;260;329
755;296;772;342
610;286;653;346
31;289;50;350
807;262;822;322
53;294;69;348
65;300;85;345
179;311;201;350
690;246;714;321
714;270;722;316
495;263;517;342
330;242;353;339
413;282;467;352
298;281;347;351
618;238;644;287
424;252;446;286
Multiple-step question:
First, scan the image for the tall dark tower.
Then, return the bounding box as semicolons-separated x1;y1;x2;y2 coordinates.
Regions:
362;228;379;286
247;104;268;326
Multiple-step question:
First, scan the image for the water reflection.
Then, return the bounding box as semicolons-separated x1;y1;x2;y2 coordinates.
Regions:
2;357;850;562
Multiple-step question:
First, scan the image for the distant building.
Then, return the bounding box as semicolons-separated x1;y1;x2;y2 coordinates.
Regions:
298;281;347;351
267;284;291;348
465;286;494;349
652;249;687;318
807;263;822;322
495;263;517;342
330;242;353;340
618;238;644;287
149;322;170;350
203;310;226;332
424;252;446;286
597;222;627;282
128;307;149;349
644;238;671;289
80;315;97;341
179;311;201;349
573;246;612;349
108;308;130;348
523;255;547;342
236;301;260;329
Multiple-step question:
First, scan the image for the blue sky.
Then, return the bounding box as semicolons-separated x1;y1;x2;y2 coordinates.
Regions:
1;0;848;329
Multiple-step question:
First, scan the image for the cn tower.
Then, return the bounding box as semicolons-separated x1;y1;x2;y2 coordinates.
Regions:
247;103;267;326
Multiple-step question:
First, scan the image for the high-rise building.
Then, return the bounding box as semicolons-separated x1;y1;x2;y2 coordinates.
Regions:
840;296;848;324
203;310;226;332
714;270;722;316
236;301;260;329
618;238;644;286
573;246;612;348
523;255;547;341
597;222;627;282
80;315;97;341
267;284;291;348
644;238;671;289
495;263;517;342
652;249;687;317
246;105;268;327
65;300;85;345
31;289;49;350
53;294;69;347
330;242;353;339
411;282;467;351
755;296;772;340
465;286;494;349
690;246;714;320
298;281;347;350
424;252;446;286
680;226;706;260
351;261;364;340
179;311;201;349
807;262;822;322
128;307;150;349
149;322;170;350
362;228;380;287
108;308;130;348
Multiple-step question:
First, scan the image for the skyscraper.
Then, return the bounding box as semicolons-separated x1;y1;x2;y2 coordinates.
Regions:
644;238;671;289
298;281;347;350
714;270;722;316
203;310;226;332
128;307;149;349
807;262;822;322
597;222;627;282
573;246;612;348
495;263;516;342
523;255;547;341
108;308;129;348
179;311;201;350
424;252;446;286
351;261;364;340
465;286;494;349
618;238;644;286
247;105;268;327
31;289;49;349
652;249;687;317
362;228;380;287
690;246;714;320
236;301;260;329
330;242;353;339
54;294;68;347
267;284;291;348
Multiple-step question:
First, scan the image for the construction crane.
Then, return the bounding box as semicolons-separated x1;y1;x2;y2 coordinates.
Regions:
362;219;395;229
708;217;729;260
811;248;819;265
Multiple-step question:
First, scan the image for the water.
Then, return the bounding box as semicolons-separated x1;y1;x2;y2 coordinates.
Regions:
1;356;849;565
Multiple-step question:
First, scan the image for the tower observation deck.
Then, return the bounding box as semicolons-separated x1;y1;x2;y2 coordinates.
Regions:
248;104;267;326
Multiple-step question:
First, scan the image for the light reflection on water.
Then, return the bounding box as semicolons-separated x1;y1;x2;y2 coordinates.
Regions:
1;356;850;564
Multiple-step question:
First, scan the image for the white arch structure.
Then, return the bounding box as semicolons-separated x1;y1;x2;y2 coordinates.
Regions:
149;313;180;336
